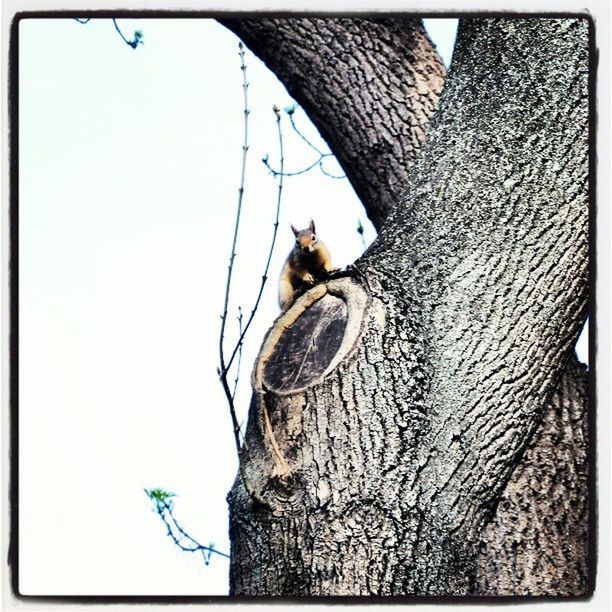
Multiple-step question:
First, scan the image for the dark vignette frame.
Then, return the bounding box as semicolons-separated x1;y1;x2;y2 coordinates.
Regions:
7;9;598;605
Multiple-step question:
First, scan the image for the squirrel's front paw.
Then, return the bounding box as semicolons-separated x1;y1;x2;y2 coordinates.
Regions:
302;272;315;285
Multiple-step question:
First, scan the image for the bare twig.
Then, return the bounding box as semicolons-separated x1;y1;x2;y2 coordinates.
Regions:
262;105;345;180
223;105;285;374
287;110;325;155
231;307;244;401
74;17;144;49
357;218;367;251
218;41;251;481
217;43;273;509
218;47;288;507
112;19;144;49
144;488;230;564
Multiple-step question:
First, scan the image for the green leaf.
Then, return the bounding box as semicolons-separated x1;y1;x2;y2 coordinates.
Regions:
145;487;176;501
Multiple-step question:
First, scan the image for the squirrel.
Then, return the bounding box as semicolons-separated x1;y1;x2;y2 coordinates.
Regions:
278;219;334;311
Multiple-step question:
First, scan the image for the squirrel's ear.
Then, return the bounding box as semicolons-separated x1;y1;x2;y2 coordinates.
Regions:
291;224;299;237
309;219;316;233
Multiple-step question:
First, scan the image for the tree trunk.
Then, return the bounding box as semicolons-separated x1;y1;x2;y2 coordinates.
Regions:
224;17;590;595
474;353;590;595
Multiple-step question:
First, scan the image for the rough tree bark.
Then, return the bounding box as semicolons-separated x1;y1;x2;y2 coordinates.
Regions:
223;17;592;595
222;17;590;596
220;17;446;231
474;354;589;595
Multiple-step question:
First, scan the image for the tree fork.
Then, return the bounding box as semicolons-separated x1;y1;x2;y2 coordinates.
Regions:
225;17;590;595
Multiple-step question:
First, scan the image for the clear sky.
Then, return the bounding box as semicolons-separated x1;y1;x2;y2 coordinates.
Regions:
17;16;587;597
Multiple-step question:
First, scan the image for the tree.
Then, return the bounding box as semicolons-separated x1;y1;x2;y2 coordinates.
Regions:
218;17;590;596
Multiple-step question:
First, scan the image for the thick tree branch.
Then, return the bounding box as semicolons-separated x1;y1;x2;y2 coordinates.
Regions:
220;17;446;230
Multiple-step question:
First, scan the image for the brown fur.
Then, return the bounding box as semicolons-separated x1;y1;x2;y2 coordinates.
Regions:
278;220;333;310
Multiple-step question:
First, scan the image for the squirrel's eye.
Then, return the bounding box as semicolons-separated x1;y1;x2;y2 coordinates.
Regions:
312;234;317;241
295;240;300;246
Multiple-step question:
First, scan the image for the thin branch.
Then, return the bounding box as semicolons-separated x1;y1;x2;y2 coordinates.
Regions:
262;105;346;180
287;111;325;156
217;43;270;508
357;219;367;251
218;41;249;383
231;307;244;400
223;105;285;374
263;155;321;178
217;48;288;510
218;42;249;442
112;19;144;49
318;159;347;180
73;17;143;50
145;489;230;564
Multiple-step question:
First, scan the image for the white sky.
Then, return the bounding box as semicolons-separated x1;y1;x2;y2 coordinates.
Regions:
16;16;589;598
